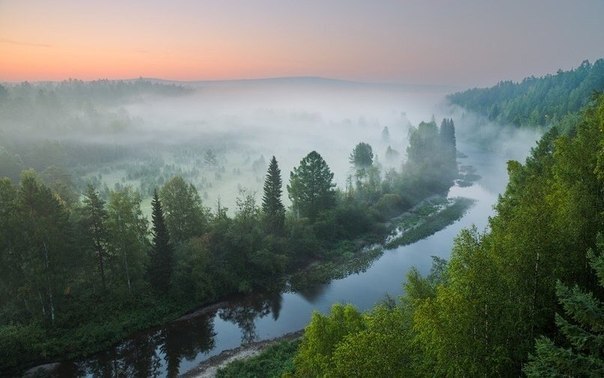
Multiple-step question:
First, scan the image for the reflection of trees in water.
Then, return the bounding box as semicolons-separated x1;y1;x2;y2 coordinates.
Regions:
219;291;283;344
60;291;283;376
161;314;216;377
72;330;163;377
62;314;216;377
296;282;328;303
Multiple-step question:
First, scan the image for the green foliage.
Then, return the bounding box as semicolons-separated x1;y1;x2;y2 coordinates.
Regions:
216;340;300;378
330;305;416;377
148;190;173;294
106;186;149;296
402;119;458;194
160;176;208;244
0;112;460;373
449;59;604;127
17;170;73;325
294;304;365;376
288;151;336;220
262;156;285;235
0;323;45;371
291;301;420;377
409;94;604;375
349;142;374;169
524;242;604;377
81;184;110;291
386;197;475;249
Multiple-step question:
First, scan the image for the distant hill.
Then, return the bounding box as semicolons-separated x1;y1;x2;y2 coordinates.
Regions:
138;76;458;93
448;59;604;127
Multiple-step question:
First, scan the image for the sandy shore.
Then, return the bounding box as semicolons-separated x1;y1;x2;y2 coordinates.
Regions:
180;330;303;378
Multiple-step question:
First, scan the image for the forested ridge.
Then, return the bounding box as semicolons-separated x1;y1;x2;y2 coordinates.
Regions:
0;105;458;374
448;59;604;127
241;92;604;376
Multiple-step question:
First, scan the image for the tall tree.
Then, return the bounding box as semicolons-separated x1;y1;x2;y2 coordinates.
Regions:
294;304;366;376
439;118;457;181
106;186;149;296
524;239;604;376
0;178;20;319
81;184;109;291
17;170;72;323
159;176;208;245
349;142;374;170
262;156;285;234
288;151;336;220
148;189;173;294
349;142;374;189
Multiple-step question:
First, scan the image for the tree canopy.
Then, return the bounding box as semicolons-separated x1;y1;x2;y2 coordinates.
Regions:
448;59;604;127
288;151;336;220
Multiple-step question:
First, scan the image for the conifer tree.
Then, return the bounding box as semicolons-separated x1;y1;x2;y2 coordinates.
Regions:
262;156;285;234
148;189;173;294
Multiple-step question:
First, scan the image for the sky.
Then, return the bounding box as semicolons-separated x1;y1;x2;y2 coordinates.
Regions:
1;0;603;86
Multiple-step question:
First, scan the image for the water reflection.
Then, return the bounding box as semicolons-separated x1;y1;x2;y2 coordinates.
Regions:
53;310;216;377
218;291;283;344
295;282;328;303
161;315;216;377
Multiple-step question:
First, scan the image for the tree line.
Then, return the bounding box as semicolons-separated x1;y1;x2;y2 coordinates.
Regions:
448;59;604;127
0;118;458;373
281;94;604;376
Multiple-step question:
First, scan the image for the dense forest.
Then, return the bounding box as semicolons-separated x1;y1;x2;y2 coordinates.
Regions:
0;91;458;374
448;59;604;127
228;85;604;376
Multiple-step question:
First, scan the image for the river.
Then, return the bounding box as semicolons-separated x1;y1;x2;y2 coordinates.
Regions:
51;136;535;377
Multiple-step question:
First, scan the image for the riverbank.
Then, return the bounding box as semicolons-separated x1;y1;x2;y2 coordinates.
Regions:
182;330;303;378
180;192;477;377
16;187;473;377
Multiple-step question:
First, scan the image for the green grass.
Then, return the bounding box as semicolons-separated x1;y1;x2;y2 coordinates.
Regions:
216;339;300;378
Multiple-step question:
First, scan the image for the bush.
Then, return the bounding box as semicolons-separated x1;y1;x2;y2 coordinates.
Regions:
0;323;45;372
217;340;300;378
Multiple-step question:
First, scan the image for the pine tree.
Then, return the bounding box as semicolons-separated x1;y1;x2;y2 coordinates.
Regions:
148;189;173;294
262;156;285;234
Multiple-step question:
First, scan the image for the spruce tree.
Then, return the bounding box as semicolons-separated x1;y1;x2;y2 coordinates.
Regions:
262;156;285;234
148;189;173;294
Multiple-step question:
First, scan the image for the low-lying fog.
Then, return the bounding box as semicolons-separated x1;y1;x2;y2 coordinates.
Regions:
122;79;453;209
0;78;542;213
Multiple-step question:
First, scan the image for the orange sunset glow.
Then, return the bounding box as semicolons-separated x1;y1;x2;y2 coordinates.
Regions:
2;1;603;86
